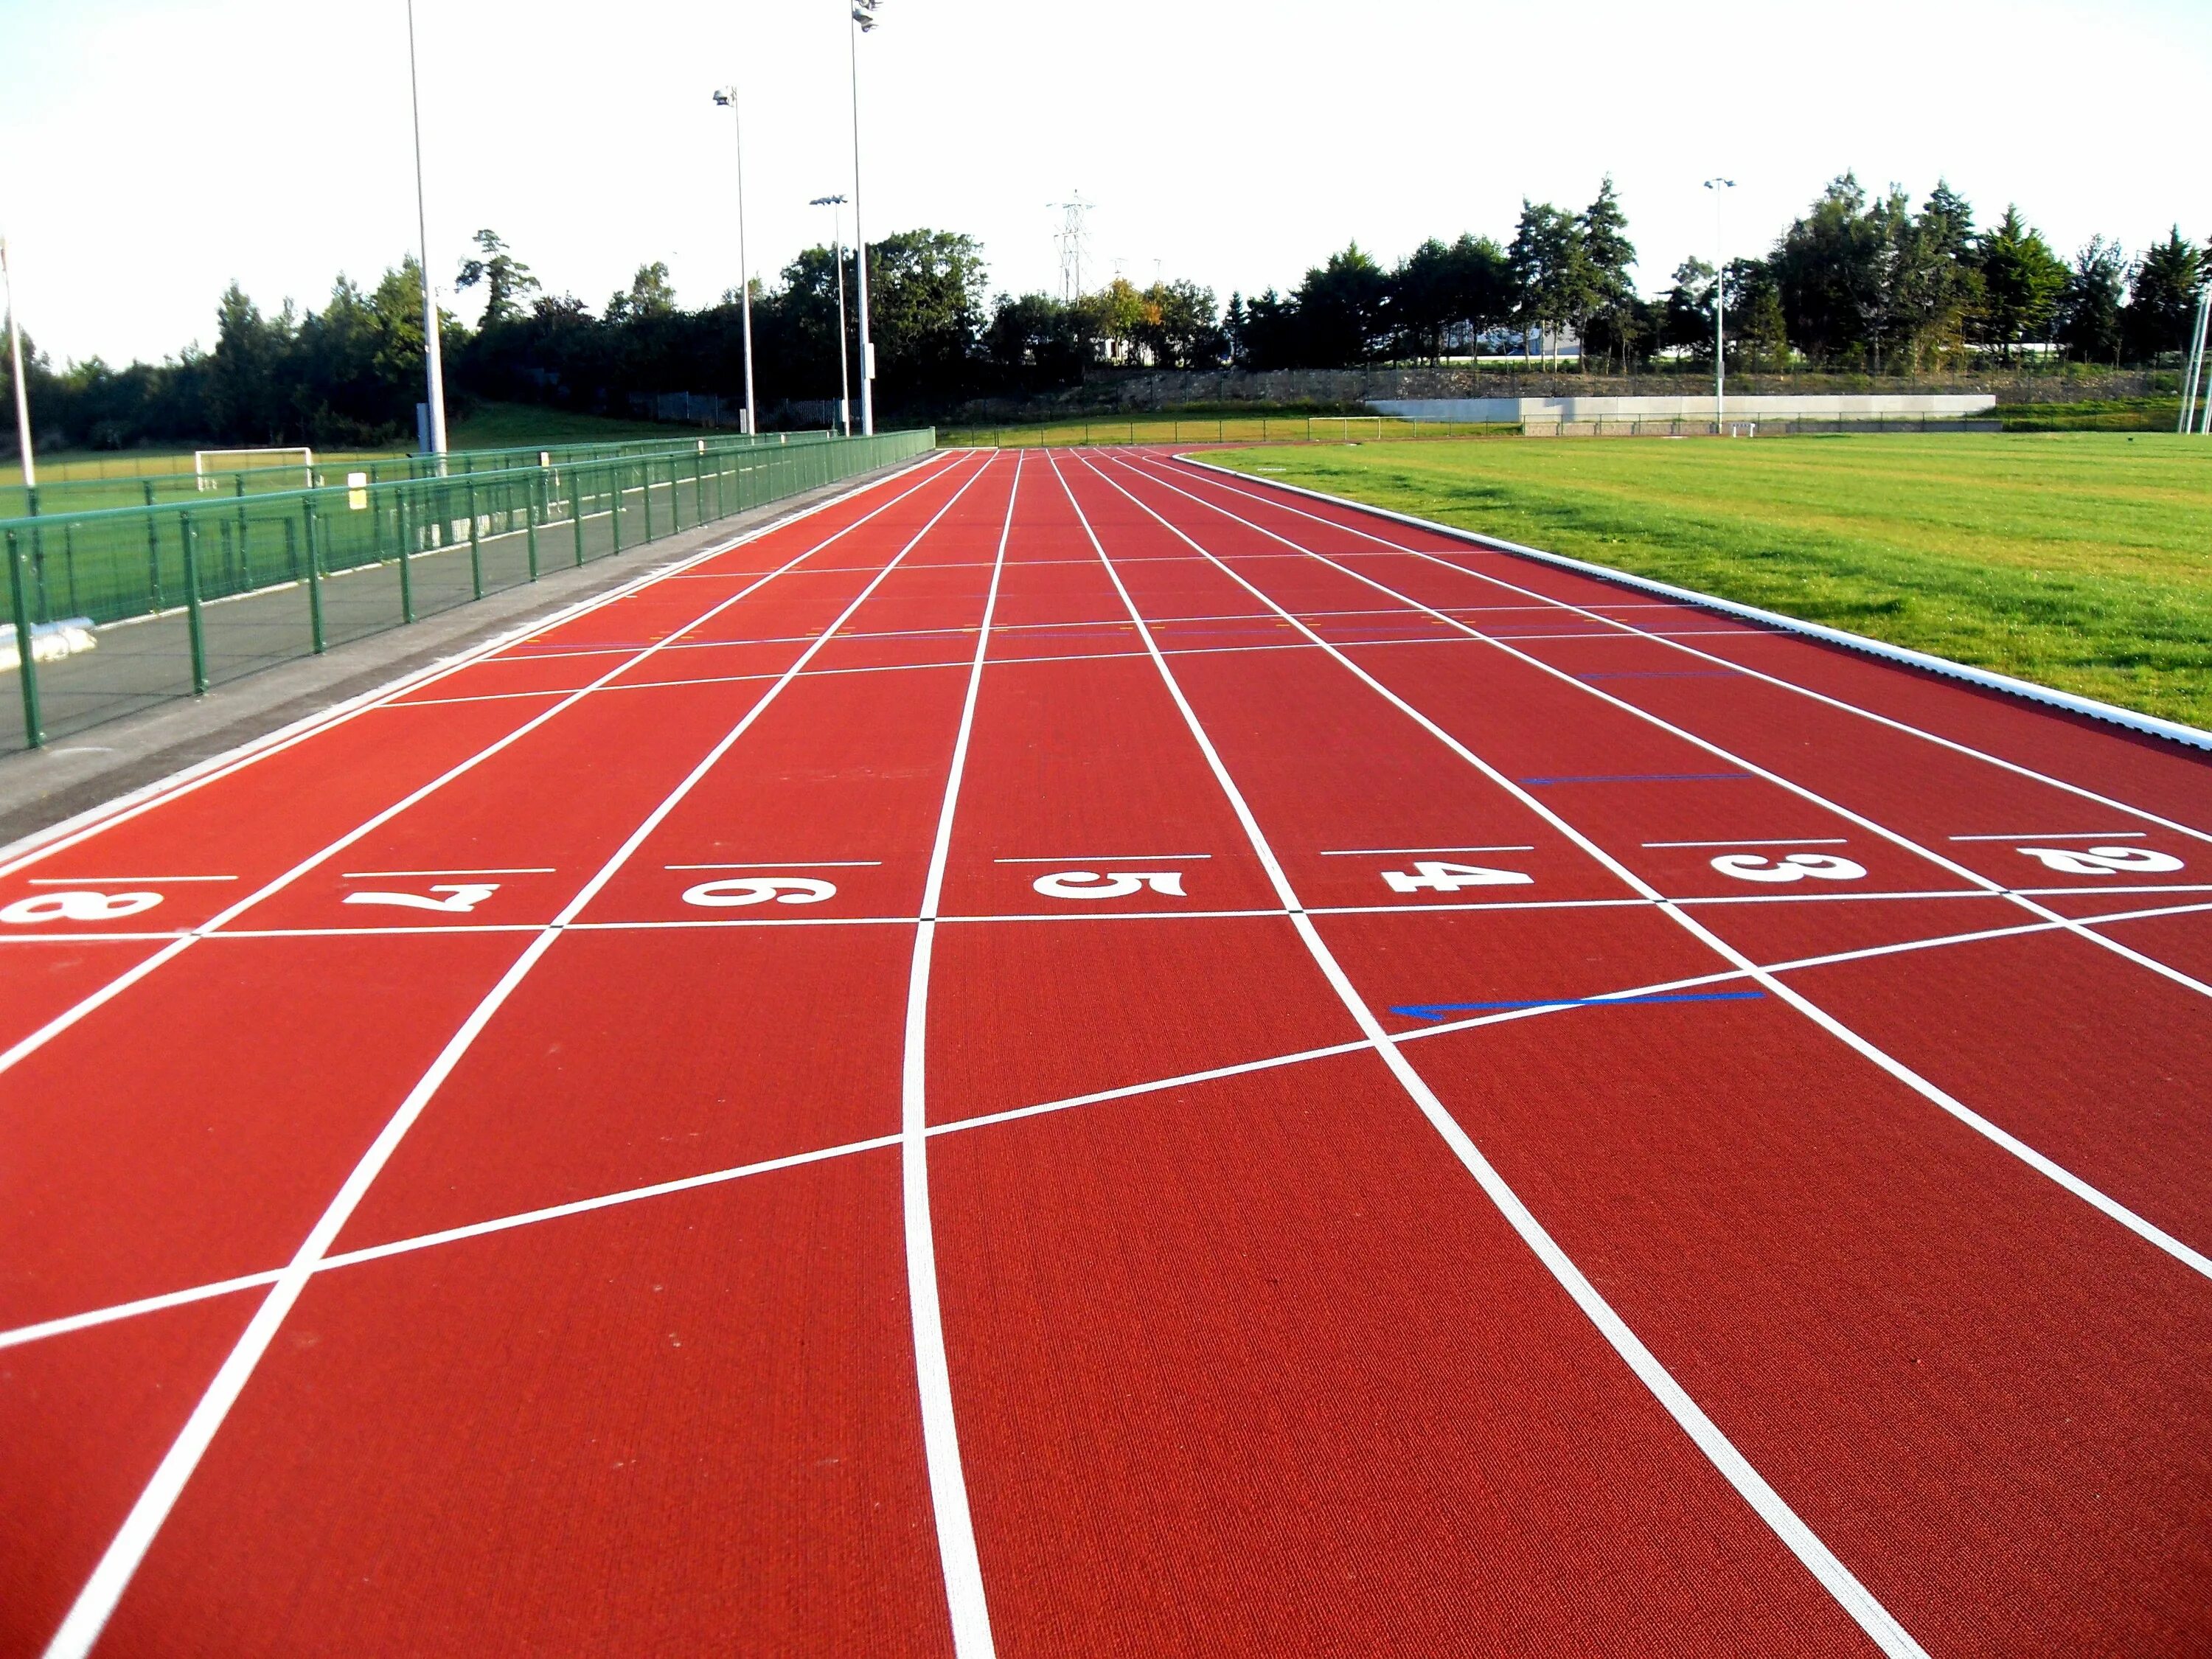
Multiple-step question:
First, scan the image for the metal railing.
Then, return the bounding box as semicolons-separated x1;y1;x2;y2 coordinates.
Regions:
1;428;934;751
938;414;1521;449
0;428;841;521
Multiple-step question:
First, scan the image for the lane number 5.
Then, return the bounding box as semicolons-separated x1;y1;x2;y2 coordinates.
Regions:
1033;871;1186;900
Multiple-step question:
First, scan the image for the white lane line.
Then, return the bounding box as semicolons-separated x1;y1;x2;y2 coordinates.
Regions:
664;860;885;869
1161;456;2212;844
898;455;1018;1659
23;876;239;885
1318;844;1534;856
1123;456;2212;1008
18;894;2212;1363
1948;832;2146;842
0;451;961;880
34;453;1003;1659
1104;451;2212;1281
991;853;1212;863
1641;838;1847;849
1057;449;1930;1659
339;867;557;878
0;459;974;1090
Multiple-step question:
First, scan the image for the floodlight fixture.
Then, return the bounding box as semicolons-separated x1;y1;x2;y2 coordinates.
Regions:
1;237;34;492
407;0;449;462
812;196;854;436
1704;178;1736;428
713;85;759;436
848;1;880;431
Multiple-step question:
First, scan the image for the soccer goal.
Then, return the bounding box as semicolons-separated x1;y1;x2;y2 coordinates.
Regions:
194;447;315;490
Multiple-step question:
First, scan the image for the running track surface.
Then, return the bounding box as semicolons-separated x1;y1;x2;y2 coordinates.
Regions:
3;447;2208;1658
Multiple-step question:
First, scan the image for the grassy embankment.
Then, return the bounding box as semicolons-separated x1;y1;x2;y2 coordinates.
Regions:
1206;432;2212;730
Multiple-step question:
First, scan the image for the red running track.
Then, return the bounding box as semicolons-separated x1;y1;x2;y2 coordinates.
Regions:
1;445;2208;1658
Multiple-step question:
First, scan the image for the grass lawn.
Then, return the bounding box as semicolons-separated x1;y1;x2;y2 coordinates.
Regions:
1207;431;2212;731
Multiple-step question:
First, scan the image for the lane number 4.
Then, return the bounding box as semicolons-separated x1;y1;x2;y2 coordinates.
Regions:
2017;845;2183;877
1709;852;1867;884
1033;871;1186;900
1382;860;1532;893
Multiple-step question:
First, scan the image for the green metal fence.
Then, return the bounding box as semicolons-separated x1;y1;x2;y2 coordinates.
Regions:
1;428;936;751
937;414;1523;449
0;428;842;520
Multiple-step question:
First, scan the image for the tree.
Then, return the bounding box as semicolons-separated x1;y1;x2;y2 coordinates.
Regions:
606;262;677;324
1507;201;1593;364
1579;178;1638;372
1770;174;1898;366
1725;260;1789;372
1133;279;1223;369
455;229;540;327
2054;238;2126;364
1659;257;1716;360
1973;206;2065;360
2122;227;2202;361
1886;183;1979;369
867;229;987;402
1295;245;1389;366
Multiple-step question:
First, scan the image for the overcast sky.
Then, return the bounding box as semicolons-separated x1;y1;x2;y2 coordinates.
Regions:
4;0;2209;366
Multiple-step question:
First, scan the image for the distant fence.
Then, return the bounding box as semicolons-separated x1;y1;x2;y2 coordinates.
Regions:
1524;417;2004;438
938;414;1519;450
0;428;933;752
0;429;838;521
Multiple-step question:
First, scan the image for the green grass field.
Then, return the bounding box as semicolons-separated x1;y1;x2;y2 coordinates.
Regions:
1207;432;2212;731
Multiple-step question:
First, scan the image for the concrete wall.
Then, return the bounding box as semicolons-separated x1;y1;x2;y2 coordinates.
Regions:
1372;394;1998;422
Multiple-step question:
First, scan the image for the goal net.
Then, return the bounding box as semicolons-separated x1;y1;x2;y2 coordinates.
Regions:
195;447;315;490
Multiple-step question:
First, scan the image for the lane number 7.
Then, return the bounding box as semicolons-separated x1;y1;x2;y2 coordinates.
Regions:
344;883;501;913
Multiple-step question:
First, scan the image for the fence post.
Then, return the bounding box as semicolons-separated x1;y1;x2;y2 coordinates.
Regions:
181;512;209;692
641;459;655;542
302;496;326;654
397;487;416;623
466;478;484;599
6;528;42;748
526;472;542;580
143;479;164;610
610;465;624;555
571;470;587;566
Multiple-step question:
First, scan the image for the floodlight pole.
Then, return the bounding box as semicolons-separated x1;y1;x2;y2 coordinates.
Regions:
1;238;34;490
714;87;759;436
2179;287;2211;434
813;195;853;437
849;1;877;435
407;0;449;466
1705;178;1734;433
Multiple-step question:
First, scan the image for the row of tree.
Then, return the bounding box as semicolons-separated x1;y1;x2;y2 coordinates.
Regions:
6;175;2208;451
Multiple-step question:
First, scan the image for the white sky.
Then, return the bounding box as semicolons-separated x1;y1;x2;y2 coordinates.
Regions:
4;0;2209;366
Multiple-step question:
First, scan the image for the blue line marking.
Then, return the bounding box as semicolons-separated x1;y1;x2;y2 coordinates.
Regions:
1388;990;1765;1023
1517;772;1755;785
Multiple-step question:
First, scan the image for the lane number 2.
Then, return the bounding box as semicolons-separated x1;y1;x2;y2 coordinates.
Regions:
344;883;501;914
1382;860;1532;893
682;877;838;908
0;890;164;925
1710;852;1867;884
1033;871;1186;900
2017;845;2184;877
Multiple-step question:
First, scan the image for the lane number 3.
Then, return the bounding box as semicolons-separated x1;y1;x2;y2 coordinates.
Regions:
1710;852;1867;884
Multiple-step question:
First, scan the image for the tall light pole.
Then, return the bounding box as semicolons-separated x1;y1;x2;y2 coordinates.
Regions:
712;86;759;437
1;237;34;491
1704;177;1734;431
812;195;852;437
849;0;879;435
406;0;448;462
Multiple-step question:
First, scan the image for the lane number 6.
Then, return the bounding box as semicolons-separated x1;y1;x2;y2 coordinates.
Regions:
682;877;838;907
